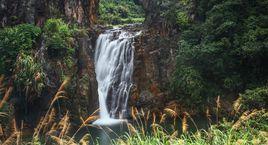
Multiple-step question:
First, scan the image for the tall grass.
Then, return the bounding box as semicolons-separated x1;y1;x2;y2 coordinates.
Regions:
1;75;267;145
114;108;268;145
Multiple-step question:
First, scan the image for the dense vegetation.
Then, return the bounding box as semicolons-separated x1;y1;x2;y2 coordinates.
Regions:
98;0;144;25
168;0;268;107
0;19;78;140
0;24;41;75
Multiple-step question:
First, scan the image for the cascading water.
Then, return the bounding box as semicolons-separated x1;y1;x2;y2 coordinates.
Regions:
93;27;141;125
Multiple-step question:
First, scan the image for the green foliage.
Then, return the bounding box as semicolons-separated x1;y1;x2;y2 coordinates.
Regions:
159;0;192;28
14;53;45;99
172;0;268;104
0;24;41;75
114;110;268;145
98;0;144;25
172;67;206;104
43;19;74;58
241;87;268;109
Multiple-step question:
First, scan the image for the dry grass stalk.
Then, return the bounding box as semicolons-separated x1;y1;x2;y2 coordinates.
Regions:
0;75;4;84
206;107;211;125
232;109;264;130
79;134;90;145
141;108;145;117
0;75;6;96
2;132;17;145
15;131;21;145
50;135;65;145
0;124;3;136
232;97;242;114
216;96;221;124
146;110;150;122
131;107;137;120
152;112;156;125
34;77;70;137
185;112;199;131
134;107;139;116
182;113;188;134
127;123;137;135
171;130;178;139
84;115;99;124
66;109;101;144
0;75;4;89
58;112;70;138
160;113;167;124
0;112;8;118
164;108;178;117
90;108;100;116
0;87;13;109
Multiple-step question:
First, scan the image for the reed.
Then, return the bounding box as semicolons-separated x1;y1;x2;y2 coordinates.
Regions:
182;113;188;134
34;77;70;138
160;113;167;124
206;107;211;126
232;96;242;115
114;109;267;145
216;96;221;125
0;87;13;109
0;75;5;94
232;109;264;130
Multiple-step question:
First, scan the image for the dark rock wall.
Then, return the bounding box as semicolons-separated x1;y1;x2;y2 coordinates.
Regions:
74;33;99;119
131;28;177;112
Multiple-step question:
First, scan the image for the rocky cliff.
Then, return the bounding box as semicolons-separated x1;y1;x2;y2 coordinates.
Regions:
0;0;179;128
131;28;177;113
0;0;98;27
0;0;100;132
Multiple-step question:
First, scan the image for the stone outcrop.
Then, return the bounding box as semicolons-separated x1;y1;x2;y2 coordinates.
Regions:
136;0;178;36
0;0;99;27
131;28;177;112
74;32;99;119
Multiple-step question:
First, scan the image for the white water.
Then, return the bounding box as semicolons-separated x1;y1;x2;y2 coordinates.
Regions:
93;28;141;125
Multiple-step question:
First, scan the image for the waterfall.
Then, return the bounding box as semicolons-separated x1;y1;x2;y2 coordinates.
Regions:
93;27;141;125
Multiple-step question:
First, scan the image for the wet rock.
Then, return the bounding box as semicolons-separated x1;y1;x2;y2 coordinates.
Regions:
131;28;177;110
74;33;99;119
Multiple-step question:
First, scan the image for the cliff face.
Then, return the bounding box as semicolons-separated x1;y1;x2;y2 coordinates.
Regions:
130;29;177;112
0;0;99;27
0;0;178;125
125;0;178;112
137;0;178;36
74;32;99;119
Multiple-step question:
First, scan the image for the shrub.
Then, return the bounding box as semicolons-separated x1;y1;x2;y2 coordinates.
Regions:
172;67;205;104
0;24;41;74
14;53;45;100
241;87;268;109
171;0;268;104
98;0;144;25
43;19;74;58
